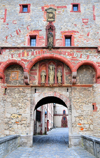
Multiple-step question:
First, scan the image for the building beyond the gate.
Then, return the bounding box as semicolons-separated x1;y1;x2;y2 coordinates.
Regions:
0;0;100;147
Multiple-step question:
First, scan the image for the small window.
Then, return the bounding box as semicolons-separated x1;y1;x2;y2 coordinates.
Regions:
70;3;81;12
30;36;36;46
36;110;41;122
65;37;71;46
19;4;31;13
63;117;66;121
73;5;78;11
23;5;28;12
63;110;66;114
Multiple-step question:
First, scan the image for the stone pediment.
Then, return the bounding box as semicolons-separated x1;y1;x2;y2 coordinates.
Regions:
45;7;56;12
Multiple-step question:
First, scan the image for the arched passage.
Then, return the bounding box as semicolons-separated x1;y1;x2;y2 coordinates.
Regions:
35;96;67;110
33;91;70;110
32;90;72;147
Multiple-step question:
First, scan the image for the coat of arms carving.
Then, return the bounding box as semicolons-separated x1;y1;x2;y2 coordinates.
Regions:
45;7;56;22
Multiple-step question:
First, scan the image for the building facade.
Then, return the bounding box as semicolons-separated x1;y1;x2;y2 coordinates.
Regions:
34;103;53;135
0;0;100;147
54;104;68;128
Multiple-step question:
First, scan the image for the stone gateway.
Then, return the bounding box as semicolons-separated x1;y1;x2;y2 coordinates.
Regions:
0;0;100;149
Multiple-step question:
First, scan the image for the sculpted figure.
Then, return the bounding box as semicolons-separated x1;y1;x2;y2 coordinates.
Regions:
41;70;46;83
57;69;62;84
49;65;55;84
47;31;53;49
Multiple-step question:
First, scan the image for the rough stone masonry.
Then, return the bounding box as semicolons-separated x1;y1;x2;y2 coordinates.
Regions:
0;0;100;147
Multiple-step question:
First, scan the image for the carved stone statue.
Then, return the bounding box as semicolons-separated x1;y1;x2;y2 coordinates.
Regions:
49;65;55;84
57;69;62;84
47;31;53;50
41;70;46;83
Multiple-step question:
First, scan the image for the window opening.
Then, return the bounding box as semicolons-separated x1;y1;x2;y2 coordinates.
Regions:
36;110;41;122
73;4;78;11
4;88;7;95
23;5;28;12
65;37;71;46
35;88;36;93
30;37;36;46
93;105;94;110
63;110;65;114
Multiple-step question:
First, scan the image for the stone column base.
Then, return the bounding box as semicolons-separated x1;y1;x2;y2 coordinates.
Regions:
20;135;33;147
69;134;81;147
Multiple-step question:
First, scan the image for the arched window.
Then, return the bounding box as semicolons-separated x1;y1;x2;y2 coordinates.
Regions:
63;117;66;121
63;110;66;115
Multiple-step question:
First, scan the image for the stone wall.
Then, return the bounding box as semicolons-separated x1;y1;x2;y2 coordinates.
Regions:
0;82;6;137
93;84;100;138
72;87;94;135
3;87;31;136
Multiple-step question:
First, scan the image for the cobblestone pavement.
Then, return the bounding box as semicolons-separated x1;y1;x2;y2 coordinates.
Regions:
5;128;95;158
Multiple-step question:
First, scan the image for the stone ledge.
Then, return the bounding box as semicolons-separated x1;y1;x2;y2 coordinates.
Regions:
81;135;100;158
0;46;98;49
81;135;100;143
0;135;20;144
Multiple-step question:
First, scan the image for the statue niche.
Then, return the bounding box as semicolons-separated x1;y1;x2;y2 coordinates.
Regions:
57;69;62;84
49;65;55;84
41;70;46;84
46;23;55;50
47;30;53;50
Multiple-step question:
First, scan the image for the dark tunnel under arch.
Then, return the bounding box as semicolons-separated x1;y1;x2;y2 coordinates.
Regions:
34;96;67;110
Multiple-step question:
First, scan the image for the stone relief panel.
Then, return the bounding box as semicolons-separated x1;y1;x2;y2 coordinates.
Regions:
76;65;96;84
38;60;65;85
29;63;38;85
4;65;24;85
29;59;73;86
